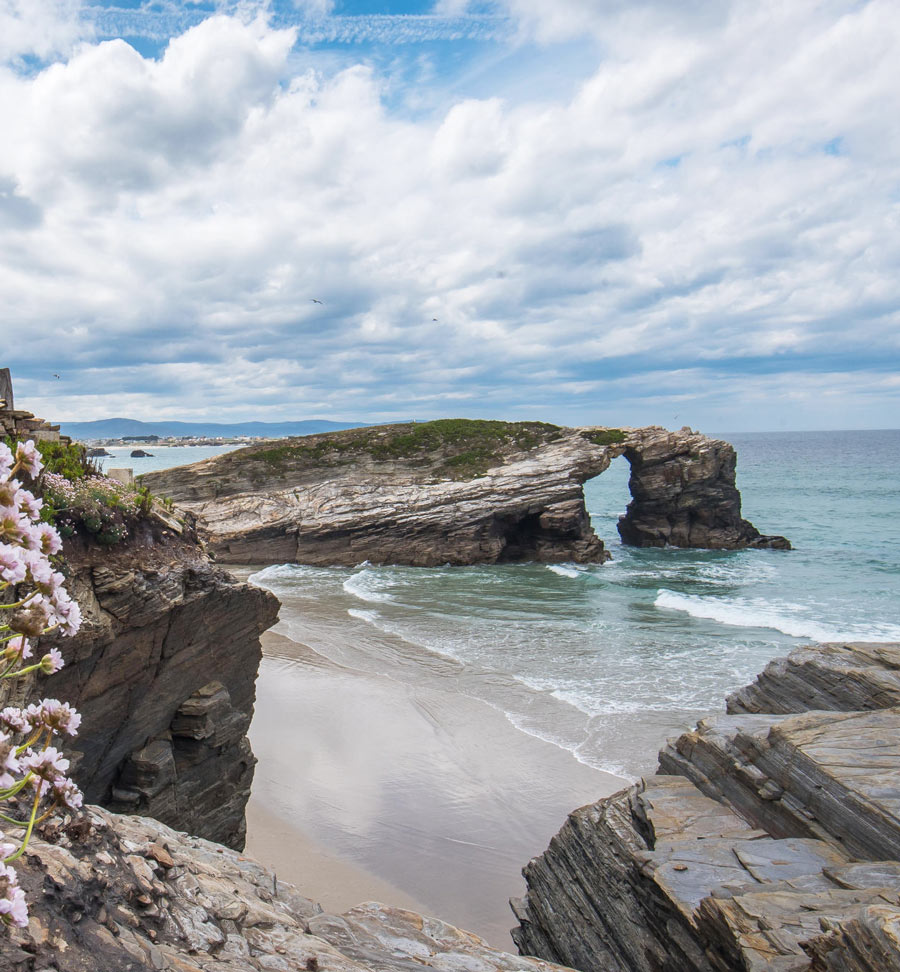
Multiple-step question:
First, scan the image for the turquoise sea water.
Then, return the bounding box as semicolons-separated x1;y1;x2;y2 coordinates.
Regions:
249;428;900;778
94;444;241;475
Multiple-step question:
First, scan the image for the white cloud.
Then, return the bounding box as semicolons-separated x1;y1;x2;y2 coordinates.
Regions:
0;0;88;65
1;2;898;430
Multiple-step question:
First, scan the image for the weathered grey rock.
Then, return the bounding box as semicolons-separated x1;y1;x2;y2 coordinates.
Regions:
0;806;577;972
142;423;787;566
510;775;873;972
512;643;900;972
617;426;790;550
3;521;279;849
658;707;900;861
804;905;900;970
728;642;900;714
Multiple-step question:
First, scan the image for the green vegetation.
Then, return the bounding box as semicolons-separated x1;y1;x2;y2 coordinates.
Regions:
582;428;626;446
3;438;97;482
3;436;158;545
41;472;147;544
250;419;565;480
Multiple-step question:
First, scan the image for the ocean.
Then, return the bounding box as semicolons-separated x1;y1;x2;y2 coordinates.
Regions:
246;428;900;779
93;444;242;475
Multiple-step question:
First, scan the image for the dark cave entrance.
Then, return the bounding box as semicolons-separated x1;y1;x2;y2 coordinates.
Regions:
496;511;546;563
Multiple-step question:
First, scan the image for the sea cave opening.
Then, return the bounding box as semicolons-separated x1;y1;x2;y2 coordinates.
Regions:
495;511;546;563
583;454;633;552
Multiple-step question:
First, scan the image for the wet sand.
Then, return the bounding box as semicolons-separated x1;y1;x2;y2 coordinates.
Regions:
246;629;626;948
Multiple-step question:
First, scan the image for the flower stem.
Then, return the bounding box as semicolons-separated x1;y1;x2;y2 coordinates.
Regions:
3;787;41;863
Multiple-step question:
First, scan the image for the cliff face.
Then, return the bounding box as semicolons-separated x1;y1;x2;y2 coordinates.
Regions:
511;642;900;972
1;805;576;972
142;422;788;566
6;519;279;850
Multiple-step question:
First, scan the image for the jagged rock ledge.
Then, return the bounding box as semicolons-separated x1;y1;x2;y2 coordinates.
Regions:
511;642;900;971
1;805;575;972
142;421;789;566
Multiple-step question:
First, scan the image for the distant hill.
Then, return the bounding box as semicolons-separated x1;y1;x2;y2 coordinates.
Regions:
57;417;371;441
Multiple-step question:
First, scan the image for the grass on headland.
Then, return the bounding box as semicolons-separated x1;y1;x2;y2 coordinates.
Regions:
581;428;626;446
250;419;566;480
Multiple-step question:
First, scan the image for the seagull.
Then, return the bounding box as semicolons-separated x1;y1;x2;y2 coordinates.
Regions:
310;298;324;304
432;318;438;322
53;374;61;379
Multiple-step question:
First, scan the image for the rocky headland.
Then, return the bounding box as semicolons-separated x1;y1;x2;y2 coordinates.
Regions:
511;640;900;972
141;420;789;566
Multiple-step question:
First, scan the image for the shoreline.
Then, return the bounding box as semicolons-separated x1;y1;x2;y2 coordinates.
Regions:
244;623;626;948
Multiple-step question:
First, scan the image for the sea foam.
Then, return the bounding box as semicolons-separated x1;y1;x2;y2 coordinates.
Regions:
545;564;585;579
343;569;394;603
654;589;900;643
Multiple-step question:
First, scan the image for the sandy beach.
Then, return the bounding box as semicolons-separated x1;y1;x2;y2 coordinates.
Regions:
245;627;625;948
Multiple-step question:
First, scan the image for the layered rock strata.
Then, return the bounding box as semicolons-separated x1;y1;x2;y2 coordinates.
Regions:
4;520;279;849
511;642;900;971
1;805;576;972
142;422;788;566
617;426;790;550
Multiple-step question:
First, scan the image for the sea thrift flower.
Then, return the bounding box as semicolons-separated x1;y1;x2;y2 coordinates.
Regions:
35;521;62;556
0;508;26;546
0;480;22;508
21;746;70;798
48;593;81;636
24;699;81;737
0;541;26;584
0;864;28;927
0;436;84;923
3;636;32;663
0;707;27;734
0;734;20;789
51;777;83;811
16;490;42;522
14;440;43;479
40;649;64;674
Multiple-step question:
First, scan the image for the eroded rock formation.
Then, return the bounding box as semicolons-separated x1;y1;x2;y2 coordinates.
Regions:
0;805;575;972
617;426;790;550
511;641;900;972
142;421;788;566
4;520;279;849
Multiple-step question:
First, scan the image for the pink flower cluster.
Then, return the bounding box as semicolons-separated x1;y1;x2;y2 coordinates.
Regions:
0;440;84;928
0;862;27;927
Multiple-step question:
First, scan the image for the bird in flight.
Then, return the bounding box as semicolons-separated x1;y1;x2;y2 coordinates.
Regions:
53;374;61;379
310;298;324;304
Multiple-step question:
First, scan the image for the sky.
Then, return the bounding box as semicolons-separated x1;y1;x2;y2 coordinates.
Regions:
0;0;898;431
